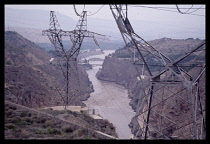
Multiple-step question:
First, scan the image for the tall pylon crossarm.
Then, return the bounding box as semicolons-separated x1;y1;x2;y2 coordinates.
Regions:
66;11;88;61
109;4;194;86
110;5;170;77
42;9;108;111
42;11;67;57
110;4;206;140
49;11;61;31
66;11;105;61
75;11;87;32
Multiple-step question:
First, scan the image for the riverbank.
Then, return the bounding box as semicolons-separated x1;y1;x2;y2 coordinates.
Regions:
83;50;135;139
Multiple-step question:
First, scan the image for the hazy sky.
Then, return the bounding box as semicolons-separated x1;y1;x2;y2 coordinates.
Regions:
5;4;206;40
5;4;205;20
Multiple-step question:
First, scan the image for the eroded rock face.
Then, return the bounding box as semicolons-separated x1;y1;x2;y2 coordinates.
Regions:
96;57;138;88
96;56;148;112
96;55;205;139
96;57;142;136
5;31;94;108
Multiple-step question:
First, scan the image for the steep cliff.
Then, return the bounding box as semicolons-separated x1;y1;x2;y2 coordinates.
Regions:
5;31;93;108
96;56;142;111
96;38;205;139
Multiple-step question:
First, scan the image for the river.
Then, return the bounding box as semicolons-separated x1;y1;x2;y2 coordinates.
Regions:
83;50;135;139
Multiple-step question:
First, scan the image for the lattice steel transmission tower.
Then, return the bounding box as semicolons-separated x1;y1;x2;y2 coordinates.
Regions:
110;4;206;139
42;11;104;109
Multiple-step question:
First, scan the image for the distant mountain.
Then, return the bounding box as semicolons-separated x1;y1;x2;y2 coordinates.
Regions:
5;7;77;43
111;37;205;67
5;8;76;30
96;38;205;139
5;31;50;65
5;7;121;43
36;40;124;52
5;7;205;45
4;31;119;140
148;37;204;54
114;37;203;54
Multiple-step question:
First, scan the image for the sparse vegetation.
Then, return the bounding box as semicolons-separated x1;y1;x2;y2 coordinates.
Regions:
5;31;94;109
97;37;205;139
64;126;74;133
5;103;118;139
20;111;28;117
5;123;17;129
42;120;54;128
47;127;61;135
10;116;21;124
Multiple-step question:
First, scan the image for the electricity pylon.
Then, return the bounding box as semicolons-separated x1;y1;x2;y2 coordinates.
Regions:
110;4;205;139
42;11;105;109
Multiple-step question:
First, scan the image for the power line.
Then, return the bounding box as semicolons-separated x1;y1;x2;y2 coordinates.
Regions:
81;38;136;129
73;4;105;17
6;13;202;38
5;14;123;40
87;49;135;123
83;4;86;12
5;6;205;41
129;5;205;16
84;68;127;138
87;5;105;16
6;5;205;32
73;4;81;16
176;4;204;14
184;4;193;13
5;13;114;29
6;17;204;43
87;63;134;138
5;19;124;43
132;5;205;10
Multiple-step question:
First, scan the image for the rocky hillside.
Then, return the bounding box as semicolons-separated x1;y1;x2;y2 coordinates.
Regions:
5;101;118;139
96;57;138;88
97;38;205;111
4;31;93;108
111;38;203;60
96;38;205;139
148;37;202;54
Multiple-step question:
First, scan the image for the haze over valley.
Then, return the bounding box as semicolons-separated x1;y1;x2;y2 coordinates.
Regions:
4;5;205;140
